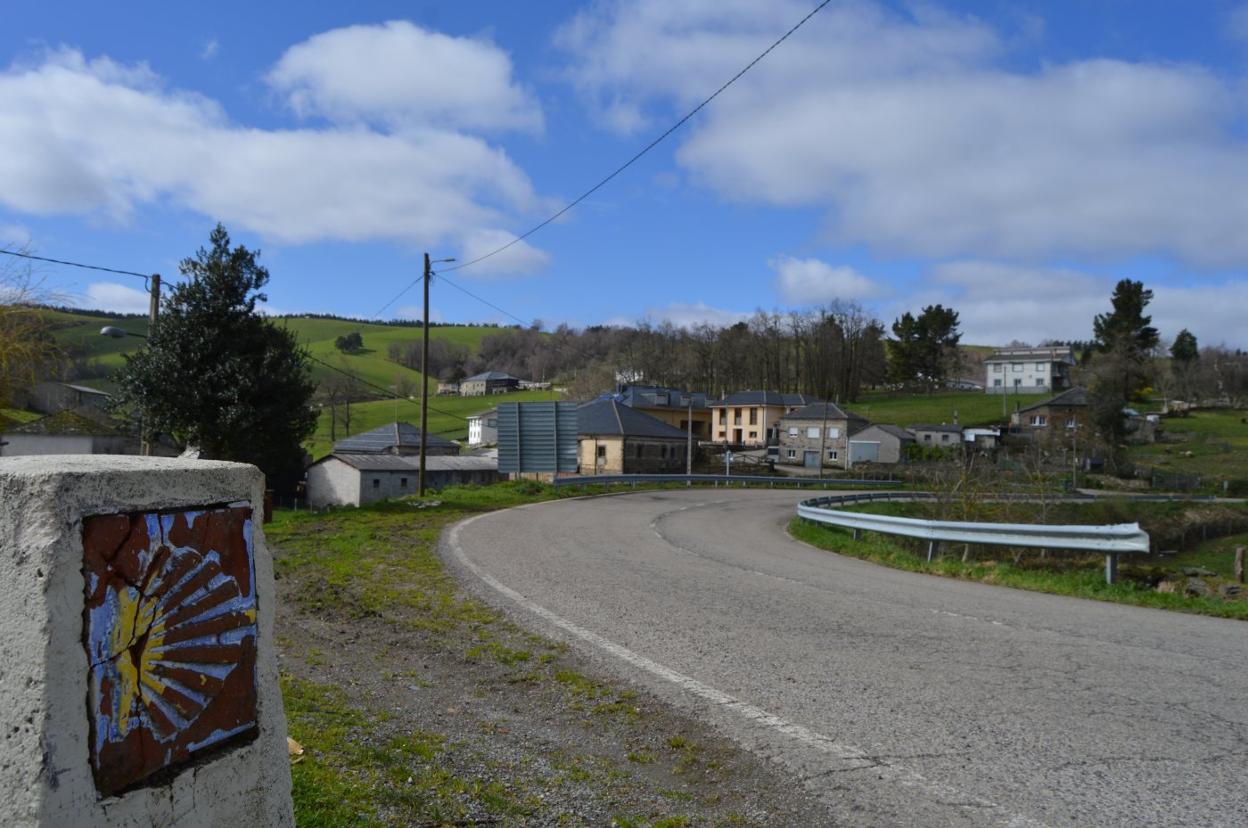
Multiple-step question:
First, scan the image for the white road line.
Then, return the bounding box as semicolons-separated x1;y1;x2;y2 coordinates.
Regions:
448;511;1050;828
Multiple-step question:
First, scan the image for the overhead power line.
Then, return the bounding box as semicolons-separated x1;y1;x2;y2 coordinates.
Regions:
374;0;832;319
0;249;153;282
303;352;471;424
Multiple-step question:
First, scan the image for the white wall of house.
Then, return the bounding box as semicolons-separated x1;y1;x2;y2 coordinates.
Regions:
468;414;498;447
0;434;139;456
985;359;1055;393
307;458;362;508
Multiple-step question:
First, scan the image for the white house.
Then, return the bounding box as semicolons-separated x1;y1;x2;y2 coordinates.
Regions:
984;346;1076;395
467;409;499;448
306;454;500;508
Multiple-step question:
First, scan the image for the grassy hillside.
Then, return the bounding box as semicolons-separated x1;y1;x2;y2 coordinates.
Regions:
42;308;516;392
848;390;1049;428
306;388;564;460
1128;409;1248;480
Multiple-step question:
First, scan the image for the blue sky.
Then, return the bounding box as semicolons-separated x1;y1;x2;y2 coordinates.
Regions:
2;0;1247;346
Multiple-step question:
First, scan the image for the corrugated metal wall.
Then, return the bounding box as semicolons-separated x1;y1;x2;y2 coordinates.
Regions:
497;402;579;474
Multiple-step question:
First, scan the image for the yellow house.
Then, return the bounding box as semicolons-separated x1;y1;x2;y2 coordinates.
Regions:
578;398;689;475
709;391;818;447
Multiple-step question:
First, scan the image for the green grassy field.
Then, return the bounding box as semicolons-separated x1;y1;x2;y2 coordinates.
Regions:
849;389;1048;428
43;308;513;391
1129;409;1248;480
306;388;564;459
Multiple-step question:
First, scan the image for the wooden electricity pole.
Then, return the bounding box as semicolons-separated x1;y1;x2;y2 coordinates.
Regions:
418;253;432;496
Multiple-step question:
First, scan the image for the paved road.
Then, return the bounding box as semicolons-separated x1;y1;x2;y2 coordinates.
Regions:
444;490;1248;827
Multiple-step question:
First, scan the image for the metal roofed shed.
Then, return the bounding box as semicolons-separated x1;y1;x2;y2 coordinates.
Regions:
331;422;459;456
306;454;499;507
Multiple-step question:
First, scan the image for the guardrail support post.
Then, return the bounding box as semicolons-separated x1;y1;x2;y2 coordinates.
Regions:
927;540;939;562
852;529;861;541
1105;553;1118;585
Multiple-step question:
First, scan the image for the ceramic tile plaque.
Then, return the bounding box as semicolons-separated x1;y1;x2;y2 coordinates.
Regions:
82;503;258;796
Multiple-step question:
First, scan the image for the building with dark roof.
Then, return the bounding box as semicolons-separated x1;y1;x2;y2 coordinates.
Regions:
577;398;689;475
331;422;460;457
775;402;868;469
1011;387;1092;439
306;454;499;507
614;385;712;439
709;391;818;447
460;371;521;396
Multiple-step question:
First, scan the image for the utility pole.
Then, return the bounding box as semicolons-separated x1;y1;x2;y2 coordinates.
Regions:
141;274;160;456
686;398;693;482
416;254;455;496
418;254;432;496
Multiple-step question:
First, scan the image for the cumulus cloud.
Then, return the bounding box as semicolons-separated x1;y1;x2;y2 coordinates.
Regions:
200;38;219;61
82;280;152;314
907;261;1248;348
558;1;1248;267
771;256;880;304
267;21;542;133
0;44;546;274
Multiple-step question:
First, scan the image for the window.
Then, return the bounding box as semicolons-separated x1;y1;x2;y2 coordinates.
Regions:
1065;417;1077;429
399;477;408;488
719;412;727;425
1035;362;1046;371
749;409;758;425
941;434;951;443
372;479;380;490
806;426;820;439
1014;378;1022;388
788;426;798;437
827;427;840;439
828;450;838;460
1030;415;1047;427
786;449;797;459
748;430;757;439
636;445;644;458
596;445;606;459
993;379;1002;387
924;434;932;443
992;364;1002;373
660;445;667;458
1011;363;1023;372
486;418;497;428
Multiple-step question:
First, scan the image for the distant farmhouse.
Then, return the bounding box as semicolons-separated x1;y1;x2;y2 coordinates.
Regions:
24;381;111;416
577;398;689;475
775;402;867;469
0;410;174;457
908;423;963;448
460;371;521;396
615;385;712;439
984;346;1075;395
710;391;817;447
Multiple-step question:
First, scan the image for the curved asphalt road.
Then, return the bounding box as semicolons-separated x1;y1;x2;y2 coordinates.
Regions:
444;490;1248;827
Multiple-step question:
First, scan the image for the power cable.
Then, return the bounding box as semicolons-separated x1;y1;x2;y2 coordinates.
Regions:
372;0;833;316
303;352;470;422
0;249;154;282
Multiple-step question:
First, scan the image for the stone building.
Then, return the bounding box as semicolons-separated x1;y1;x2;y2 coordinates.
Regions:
775;402;867;469
306;454;499;507
577;398;689;475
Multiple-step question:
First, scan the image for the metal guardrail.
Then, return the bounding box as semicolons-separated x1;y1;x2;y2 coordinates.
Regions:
797;492;1150;585
552;473;902;489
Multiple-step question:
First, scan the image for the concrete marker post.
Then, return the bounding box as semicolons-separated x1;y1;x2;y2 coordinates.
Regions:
0;456;293;827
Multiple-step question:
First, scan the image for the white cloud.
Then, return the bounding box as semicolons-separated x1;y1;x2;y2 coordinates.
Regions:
267;21;541;133
81;280;151;314
770;255;880;304
455;228;549;277
0;46;547;271
612;301;750;329
559;1;1248;267
907;261;1248;348
200;38;219;61
0;223;30;245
